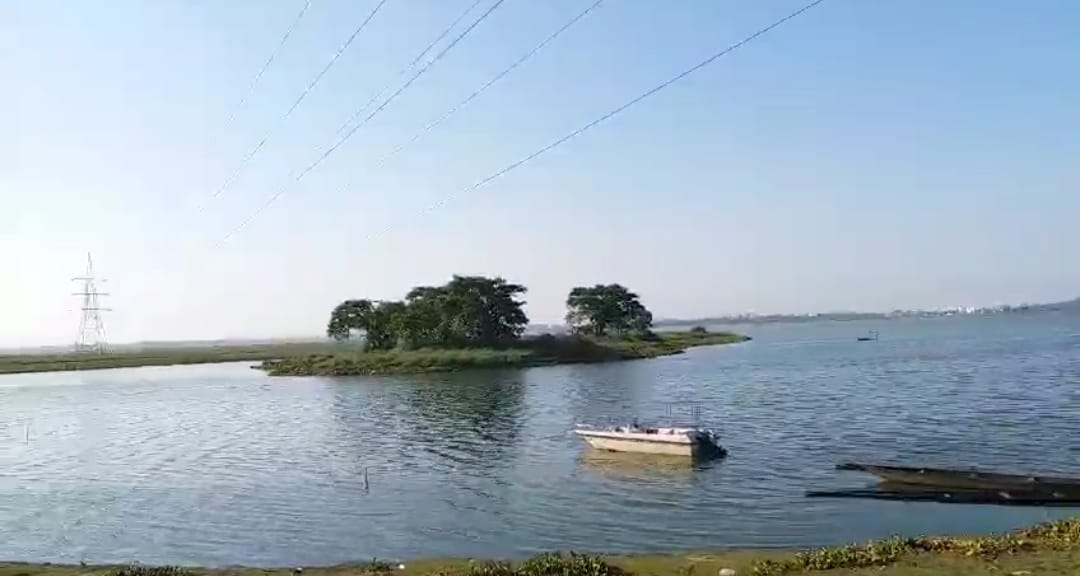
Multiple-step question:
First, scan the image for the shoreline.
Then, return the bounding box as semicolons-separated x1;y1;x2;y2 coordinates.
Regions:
0;332;749;377
2;516;1078;575
257;331;750;376
0;342;351;376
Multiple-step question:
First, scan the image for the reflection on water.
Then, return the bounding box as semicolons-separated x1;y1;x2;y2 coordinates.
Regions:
0;314;1078;565
399;371;526;467
323;371;527;483
578;449;714;482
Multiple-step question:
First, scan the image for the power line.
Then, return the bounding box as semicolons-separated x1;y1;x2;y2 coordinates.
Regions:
399;0;827;227
369;0;604;173
336;0;486;136
216;0;507;246
222;0;314;132
330;0;507;154
202;0;392;209
407;0;483;69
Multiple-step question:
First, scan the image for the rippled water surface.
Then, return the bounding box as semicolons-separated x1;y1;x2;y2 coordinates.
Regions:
2;315;1079;566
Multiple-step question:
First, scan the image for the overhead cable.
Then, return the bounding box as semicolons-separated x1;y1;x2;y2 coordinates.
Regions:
216;0;507;246
222;0;314;131
369;0;604;173
403;0;828;226
203;0;392;208
336;0;486;136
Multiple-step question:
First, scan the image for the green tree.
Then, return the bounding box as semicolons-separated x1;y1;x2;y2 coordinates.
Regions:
400;286;453;348
326;299;375;341
565;284;653;337
325;299;404;350
365;300;406;350
443;275;528;345
326;275;529;350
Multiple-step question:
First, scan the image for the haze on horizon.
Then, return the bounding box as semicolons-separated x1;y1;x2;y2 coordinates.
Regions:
4;0;1078;348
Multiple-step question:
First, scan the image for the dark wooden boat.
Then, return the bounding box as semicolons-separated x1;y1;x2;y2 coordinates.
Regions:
837;462;1080;496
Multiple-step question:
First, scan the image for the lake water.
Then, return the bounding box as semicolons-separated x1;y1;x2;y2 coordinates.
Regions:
1;314;1079;566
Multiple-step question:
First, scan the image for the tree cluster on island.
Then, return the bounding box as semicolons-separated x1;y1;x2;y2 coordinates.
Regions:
326;276;656;351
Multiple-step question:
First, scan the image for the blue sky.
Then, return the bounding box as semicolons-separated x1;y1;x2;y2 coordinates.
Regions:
3;0;1078;346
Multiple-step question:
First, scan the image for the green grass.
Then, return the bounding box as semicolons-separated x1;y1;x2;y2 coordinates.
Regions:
748;516;1080;575
260;348;537;376
259;331;750;376
0;342;356;375
2;517;1080;576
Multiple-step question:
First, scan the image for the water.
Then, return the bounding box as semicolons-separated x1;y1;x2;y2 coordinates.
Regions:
1;314;1079;566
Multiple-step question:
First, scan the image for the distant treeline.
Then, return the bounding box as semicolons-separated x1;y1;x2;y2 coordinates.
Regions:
656;296;1080;327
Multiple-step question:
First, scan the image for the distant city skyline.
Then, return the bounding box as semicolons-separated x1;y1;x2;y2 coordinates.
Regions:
5;1;1078;347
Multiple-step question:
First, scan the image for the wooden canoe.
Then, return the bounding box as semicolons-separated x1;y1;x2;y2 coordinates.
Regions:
837;462;1080;495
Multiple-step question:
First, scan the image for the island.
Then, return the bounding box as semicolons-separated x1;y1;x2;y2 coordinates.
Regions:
0;277;748;376
260;277;749;376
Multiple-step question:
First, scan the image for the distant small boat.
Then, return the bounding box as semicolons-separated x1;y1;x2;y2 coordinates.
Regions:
574;423;725;458
857;330;879;342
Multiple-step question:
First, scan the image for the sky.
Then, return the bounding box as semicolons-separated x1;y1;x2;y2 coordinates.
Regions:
3;0;1078;347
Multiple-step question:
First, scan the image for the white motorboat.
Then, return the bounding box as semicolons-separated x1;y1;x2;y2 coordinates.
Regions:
574;423;725;458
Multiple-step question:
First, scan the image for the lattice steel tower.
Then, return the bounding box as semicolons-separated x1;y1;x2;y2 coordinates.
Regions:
72;253;110;353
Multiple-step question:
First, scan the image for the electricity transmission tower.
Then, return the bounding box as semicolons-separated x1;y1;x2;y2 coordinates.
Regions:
72;253;110;353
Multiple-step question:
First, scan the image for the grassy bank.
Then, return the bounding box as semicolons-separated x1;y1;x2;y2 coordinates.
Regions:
0;331;748;377
259;331;750;376
3;517;1079;576
0;343;351;375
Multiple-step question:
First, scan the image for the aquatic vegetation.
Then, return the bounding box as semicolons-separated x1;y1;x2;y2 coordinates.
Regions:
109;565;190;576
351;559;395;574
751;517;1080;575
1016;515;1080;545
465;553;625;576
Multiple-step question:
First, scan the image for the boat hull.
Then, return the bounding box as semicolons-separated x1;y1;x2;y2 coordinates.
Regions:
581;434;698;456
838;462;1080;495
